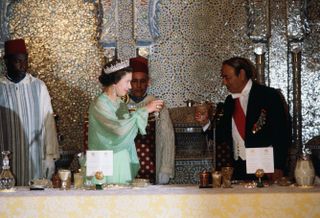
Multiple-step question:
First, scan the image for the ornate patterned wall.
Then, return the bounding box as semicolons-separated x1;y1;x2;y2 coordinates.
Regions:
3;0;104;150
0;0;319;151
149;0;254;107
301;0;320;142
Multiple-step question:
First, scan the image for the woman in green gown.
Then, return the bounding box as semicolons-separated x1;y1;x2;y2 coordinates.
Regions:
88;60;163;184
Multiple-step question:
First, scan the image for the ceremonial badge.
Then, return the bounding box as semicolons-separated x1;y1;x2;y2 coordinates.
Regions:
252;109;267;134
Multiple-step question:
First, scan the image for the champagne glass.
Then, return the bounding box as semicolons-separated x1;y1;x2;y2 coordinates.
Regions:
152;98;163;121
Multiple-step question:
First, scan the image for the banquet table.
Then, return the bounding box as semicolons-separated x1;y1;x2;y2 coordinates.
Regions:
0;184;319;218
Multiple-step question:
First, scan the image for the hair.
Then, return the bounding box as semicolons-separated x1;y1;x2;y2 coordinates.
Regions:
222;57;256;79
98;59;133;87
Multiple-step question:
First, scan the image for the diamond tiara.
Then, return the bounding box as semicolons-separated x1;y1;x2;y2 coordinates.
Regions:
103;60;130;74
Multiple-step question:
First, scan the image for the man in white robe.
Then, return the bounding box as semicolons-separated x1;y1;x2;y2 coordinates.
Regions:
0;39;59;186
129;56;175;184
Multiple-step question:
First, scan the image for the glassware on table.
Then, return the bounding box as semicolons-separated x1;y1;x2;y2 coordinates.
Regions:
221;166;234;188
211;171;222;188
199;170;210;188
73;172;84;189
131;178;150;187
51;170;61;188
0;151;15;190
58;169;71;190
294;153;315;187
255;169;265;188
84;175;95;190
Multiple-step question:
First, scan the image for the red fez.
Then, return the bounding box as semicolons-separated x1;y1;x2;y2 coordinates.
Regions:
5;39;27;55
129;56;148;74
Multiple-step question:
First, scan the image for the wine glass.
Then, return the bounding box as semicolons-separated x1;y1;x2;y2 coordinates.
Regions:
151;98;163;121
58;169;71;190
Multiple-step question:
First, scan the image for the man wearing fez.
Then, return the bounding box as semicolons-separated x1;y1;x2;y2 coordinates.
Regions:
196;57;291;181
0;39;59;185
128;56;175;184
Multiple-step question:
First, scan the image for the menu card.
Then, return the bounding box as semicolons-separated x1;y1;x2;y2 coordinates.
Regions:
86;150;113;176
245;147;274;174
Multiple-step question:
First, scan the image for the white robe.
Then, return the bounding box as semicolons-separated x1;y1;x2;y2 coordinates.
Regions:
128;95;175;184
0;74;59;185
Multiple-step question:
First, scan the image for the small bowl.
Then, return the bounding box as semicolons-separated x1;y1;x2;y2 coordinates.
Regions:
131;179;150;187
28;178;52;188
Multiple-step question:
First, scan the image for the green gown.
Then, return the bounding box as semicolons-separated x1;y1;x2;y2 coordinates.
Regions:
88;93;148;184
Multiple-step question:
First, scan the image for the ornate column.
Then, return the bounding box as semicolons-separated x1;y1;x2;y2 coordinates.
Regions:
287;0;307;151
254;44;266;85
268;0;289;90
291;47;303;152
287;0;308;176
247;0;270;84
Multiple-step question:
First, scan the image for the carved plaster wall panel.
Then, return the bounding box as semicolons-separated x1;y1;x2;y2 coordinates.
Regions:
99;0;157;60
117;0;136;60
99;0;117;47
149;0;254;107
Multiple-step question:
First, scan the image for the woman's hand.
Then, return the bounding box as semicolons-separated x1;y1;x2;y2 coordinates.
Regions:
195;111;209;125
195;104;209;125
145;99;164;113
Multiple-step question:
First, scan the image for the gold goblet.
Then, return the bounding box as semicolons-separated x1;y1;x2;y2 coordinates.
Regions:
255;169;265;188
221;167;234;188
212;171;222;188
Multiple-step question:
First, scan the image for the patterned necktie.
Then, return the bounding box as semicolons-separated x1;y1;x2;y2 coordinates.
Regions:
233;98;246;140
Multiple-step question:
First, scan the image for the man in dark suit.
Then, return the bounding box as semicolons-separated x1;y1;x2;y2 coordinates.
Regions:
197;57;291;181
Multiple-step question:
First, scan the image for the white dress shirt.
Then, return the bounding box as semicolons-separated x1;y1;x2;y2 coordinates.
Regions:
231;79;253;160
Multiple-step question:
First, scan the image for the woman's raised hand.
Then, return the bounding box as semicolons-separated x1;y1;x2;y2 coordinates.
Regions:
145;99;164;113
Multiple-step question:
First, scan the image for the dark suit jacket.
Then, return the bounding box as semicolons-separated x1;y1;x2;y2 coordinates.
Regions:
217;82;291;172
